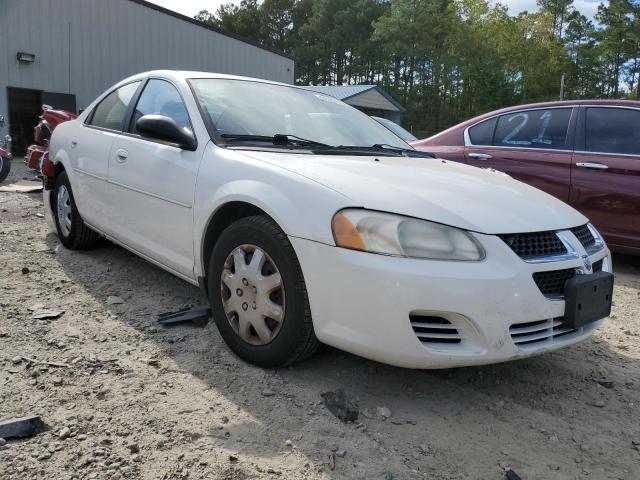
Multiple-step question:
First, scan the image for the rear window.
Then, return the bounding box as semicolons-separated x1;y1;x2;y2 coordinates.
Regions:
88;82;141;131
468;117;497;145
585;107;640;155
493;108;571;150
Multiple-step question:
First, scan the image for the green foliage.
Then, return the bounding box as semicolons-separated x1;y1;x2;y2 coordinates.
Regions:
195;0;640;138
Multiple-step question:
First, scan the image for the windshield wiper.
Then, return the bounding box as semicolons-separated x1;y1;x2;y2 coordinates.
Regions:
220;134;435;158
220;133;331;149
370;144;435;158
311;144;435;158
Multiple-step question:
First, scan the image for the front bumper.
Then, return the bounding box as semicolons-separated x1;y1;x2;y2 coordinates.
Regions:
290;234;610;369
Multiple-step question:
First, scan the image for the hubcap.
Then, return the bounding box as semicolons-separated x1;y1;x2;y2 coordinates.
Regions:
220;244;285;345
56;185;72;237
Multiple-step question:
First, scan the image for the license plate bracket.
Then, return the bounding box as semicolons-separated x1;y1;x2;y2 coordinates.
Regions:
563;271;613;329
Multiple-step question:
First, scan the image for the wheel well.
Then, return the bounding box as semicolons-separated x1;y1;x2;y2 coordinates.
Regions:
201;201;268;279
45;162;66;190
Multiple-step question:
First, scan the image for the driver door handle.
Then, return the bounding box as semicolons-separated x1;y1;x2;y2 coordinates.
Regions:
468;152;492;160
116;149;128;163
576;162;608;170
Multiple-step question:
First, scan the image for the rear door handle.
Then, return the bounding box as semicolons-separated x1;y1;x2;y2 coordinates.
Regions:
468;152;493;160
576;162;608;170
115;149;128;163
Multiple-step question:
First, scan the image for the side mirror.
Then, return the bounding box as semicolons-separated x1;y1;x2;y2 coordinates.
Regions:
136;115;196;151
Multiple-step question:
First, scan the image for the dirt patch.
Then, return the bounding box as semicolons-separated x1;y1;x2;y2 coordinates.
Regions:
1;161;639;479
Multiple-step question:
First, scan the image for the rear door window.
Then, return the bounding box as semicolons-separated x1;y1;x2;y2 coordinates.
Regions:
88;82;141;131
468;117;497;145
585;107;640;155
493;108;572;150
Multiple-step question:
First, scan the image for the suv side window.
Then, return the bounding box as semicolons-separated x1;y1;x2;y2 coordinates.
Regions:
468;117;497;145
493;108;572;150
88;81;141;131
129;79;191;134
585;107;640;155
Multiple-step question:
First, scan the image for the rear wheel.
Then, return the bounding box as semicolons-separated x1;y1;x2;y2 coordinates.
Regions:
208;215;319;367
0;154;10;183
53;171;99;249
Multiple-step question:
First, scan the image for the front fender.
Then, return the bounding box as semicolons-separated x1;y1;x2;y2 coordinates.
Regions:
193;146;353;277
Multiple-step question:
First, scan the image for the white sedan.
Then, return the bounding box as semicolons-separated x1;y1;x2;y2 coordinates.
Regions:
45;71;614;368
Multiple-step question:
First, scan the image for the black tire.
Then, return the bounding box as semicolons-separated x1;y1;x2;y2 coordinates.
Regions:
53;171;99;250
208;215;319;367
0;154;10;183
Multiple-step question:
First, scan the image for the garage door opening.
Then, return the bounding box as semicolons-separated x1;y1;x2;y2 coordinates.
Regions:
7;87;41;157
7;88;77;156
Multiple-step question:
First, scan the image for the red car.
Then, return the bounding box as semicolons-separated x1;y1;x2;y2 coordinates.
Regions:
25;106;77;175
412;100;640;254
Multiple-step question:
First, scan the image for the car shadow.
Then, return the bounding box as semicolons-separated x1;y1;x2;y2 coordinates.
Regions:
45;233;640;479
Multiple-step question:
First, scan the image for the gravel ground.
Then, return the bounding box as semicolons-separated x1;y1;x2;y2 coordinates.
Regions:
1;160;639;480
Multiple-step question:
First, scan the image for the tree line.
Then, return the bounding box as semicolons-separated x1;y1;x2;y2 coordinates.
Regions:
195;0;640;138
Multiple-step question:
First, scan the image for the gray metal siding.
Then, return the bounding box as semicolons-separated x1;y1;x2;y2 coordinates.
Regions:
0;0;294;125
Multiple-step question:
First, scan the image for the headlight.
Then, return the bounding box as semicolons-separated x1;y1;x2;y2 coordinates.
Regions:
332;209;485;261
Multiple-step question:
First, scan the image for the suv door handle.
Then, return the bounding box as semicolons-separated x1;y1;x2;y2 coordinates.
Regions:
468;152;492;160
576;162;608;170
115;149;128;163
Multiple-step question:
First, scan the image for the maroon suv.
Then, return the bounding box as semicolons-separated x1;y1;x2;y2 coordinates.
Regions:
412;100;640;254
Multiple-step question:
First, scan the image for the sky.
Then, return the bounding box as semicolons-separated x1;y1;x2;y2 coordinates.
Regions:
147;0;605;20
491;0;603;18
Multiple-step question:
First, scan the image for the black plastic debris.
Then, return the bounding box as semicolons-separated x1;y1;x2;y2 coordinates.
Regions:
157;306;211;327
0;416;47;439
506;469;522;480
321;389;359;423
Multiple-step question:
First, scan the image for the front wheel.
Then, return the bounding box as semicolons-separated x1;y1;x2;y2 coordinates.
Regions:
208;215;319;367
53;171;99;249
0;154;10;183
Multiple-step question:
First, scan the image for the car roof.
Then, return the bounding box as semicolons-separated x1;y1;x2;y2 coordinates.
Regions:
415;98;640;145
463;99;640;128
114;70;301;90
480;99;640;115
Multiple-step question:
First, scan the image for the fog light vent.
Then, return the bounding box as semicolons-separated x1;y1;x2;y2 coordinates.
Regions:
509;317;580;348
409;315;462;345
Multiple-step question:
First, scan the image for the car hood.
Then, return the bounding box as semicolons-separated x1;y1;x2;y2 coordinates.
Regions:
236;150;587;234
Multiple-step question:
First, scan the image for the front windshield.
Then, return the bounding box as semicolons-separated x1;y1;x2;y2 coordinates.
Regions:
189;79;409;149
372;116;417;142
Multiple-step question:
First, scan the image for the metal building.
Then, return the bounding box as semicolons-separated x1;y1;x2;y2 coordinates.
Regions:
303;85;405;124
0;0;295;154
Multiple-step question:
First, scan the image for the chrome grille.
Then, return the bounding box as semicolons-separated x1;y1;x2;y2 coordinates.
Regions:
571;225;596;250
499;231;567;259
410;315;461;346
510;317;579;348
